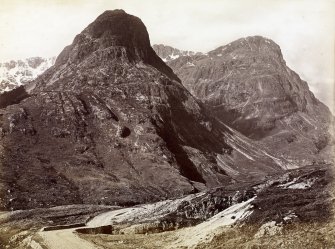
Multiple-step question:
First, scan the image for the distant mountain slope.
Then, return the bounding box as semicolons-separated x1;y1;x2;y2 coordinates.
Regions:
152;44;202;62
0;10;287;210
0;57;55;93
153;38;334;164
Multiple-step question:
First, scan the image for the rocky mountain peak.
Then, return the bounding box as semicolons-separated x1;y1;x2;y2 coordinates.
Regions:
83;9;151;57
209;36;284;62
54;9;180;83
235;36;280;51
160;39;333;164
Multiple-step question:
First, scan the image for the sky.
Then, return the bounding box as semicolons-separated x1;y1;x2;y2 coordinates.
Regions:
0;0;334;111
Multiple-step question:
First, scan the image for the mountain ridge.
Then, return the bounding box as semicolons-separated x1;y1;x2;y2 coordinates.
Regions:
153;37;334;165
152;44;203;62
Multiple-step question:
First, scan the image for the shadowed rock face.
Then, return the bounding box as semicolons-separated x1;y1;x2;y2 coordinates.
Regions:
0;11;289;210
157;37;334;164
0;86;30;109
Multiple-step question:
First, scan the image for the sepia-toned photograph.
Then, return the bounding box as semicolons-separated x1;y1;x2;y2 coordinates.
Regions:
0;0;334;248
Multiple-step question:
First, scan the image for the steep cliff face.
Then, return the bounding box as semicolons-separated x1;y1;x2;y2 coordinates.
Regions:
157;37;334;164
0;11;286;210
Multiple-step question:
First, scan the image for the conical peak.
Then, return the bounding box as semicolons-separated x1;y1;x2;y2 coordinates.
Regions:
54;9;152;67
52;10;180;82
83;9;150;50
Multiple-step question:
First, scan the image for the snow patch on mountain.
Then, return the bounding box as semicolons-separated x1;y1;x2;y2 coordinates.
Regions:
152;44;202;62
0;57;55;93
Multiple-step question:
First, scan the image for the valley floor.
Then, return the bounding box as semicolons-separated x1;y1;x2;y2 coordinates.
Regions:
0;164;334;249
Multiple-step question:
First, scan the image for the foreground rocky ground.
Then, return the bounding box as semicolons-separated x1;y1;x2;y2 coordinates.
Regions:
0;163;332;249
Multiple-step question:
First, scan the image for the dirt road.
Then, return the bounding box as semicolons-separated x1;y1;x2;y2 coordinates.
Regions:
37;228;99;249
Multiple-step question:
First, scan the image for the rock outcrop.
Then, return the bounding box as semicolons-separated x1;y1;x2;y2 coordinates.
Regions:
155;37;334;164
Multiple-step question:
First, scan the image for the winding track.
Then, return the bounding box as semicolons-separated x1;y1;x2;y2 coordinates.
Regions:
37;228;99;249
33;194;203;249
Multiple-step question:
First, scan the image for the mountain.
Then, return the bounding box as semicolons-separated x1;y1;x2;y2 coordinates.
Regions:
0;10;287;210
0;57;55;93
152;44;202;62
154;37;334;165
0;10;333;249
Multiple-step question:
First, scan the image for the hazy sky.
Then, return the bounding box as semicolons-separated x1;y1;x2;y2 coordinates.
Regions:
0;0;334;111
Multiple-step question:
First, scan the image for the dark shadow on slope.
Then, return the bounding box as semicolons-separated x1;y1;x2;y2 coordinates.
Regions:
149;83;234;185
152;117;205;184
211;106;275;140
0;86;30;109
